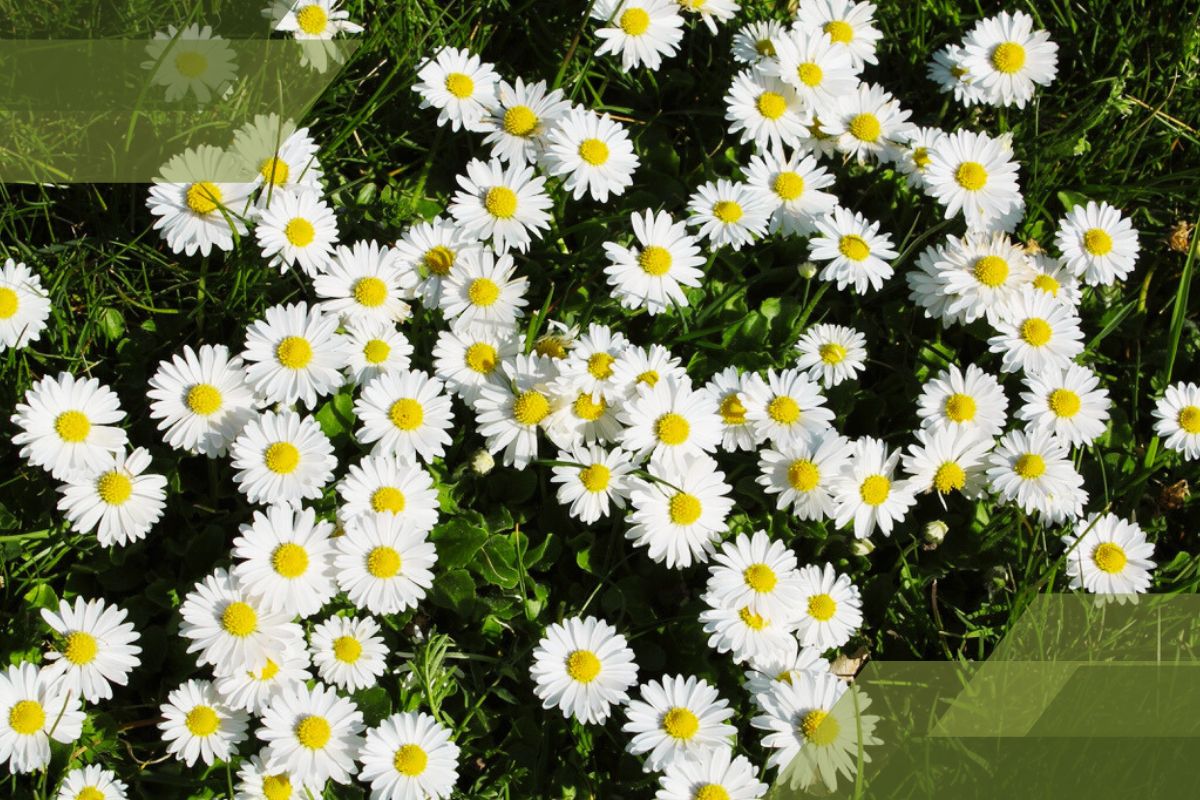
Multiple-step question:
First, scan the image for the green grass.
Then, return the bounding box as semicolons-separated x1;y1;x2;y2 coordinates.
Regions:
1;0;1199;797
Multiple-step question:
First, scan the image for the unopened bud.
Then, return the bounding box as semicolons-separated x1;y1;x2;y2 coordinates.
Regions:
798;261;818;279
470;449;495;476
851;538;876;556
924;520;949;546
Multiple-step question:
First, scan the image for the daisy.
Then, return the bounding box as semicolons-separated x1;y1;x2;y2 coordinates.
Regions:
147;343;258;458
146;145;253;257
334;513;437;615
159;679;248;767
315;240;414;327
655;749;768;800
337;453;440;533
927;43;988;107
229;411;337;507
1153;381;1200;460
626;454;734;568
809;207;898;294
431;324;520;405
610;343;686;399
236;752;320;800
830;437;916;539
343;320;414;387
179;568;301;675
986;428;1085;523
480;77;571;166
744;636;831;705
232;505;337;618
961;10;1059;108
242;302;347;409
412;46;498;132
1054;200;1140;285
891;125;945;189
1017;363;1111;447
923;129;1023;231
231;115;324;203
622;675;736;773
793;0;882;70
310;615;388;693
358;712;460;800
550;444;635;525
1027;252;1083;307
54;765;129;800
394;218;484;309
769;28;857;108
11;372;127;480
354;369;454;463
757;431;853;520
1063;514;1155;596
544;108;640;202
937;231;1037;324
557;323;629;401
796;112;840;160
901;425;993;500
142;24;237;103
438;249;529;333
704;530;803;619
215;638;313;715
677;0;738;34
686;179;772;251
0;258;50;351
821;82;912;164
257;682;364;786
267;0;363;73
724;69;806;153
530;616;639;725
744;150;837;237
744;367;835;446
698;598;795;664
908;243;962;326
987;287;1085;374
40;597;141;704
448;157;552;253
0;663;84;773
595;0;685;71
916;363;1009;438
732;20;786;67
604;208;706;315
532;319;581;361
794;562;862;651
794;323;866;387
474;354;560;469
544;383;624;449
57;447;167;547
702;366;763;452
619;374;722;468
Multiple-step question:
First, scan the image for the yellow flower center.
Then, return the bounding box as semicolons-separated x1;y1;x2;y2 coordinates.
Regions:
718;393;747;425
755;39;776;56
990;41;1026;74
565;649;602;683
371;486;407;514
366;546;402;578
578;138;610;166
767;395;801;425
756;91;788;120
944;393;977;423
353;276;389;308
668;492;702;526
393;743;429;776
912;146;931;170
271;543;309;578
264;442;301;474
1014;453;1046;479
535;337;569;359
573;392;607;422
973;255;1009;288
933;462;966;493
773;171;805;201
185;182;222;215
800;708;840;745
8;700;45;735
743;563;777;593
484;186;518;219
739;606;768;630
184;705;219;737
295;4;329;35
388;398;424;431
0;287;18;319
262;774;292;800
333;636;362;664
587;352;615;379
819;342;847;365
424;245;456;277
579;463;611;492
797;62;823;87
619;7;651;35
1032;274;1061;295
859;474;890;505
77;788;106;800
186;383;223;416
1083;228;1114;256
638;245;673;276
96;471;133;506
712;201;743;223
467;277;501;307
512;390;551;425
55;410;91;443
174;50;208;78
848;113;881;142
662;707;700;740
254;660;280;681
637;369;660;387
823;20;854;44
276;336;313;369
1020;318;1053;347
283;217;315;247
1048;388;1082;418
838;234;870;262
807;592;837;621
694;785;731;800
295;715;331;749
655;412;690;445
502;105;538;137
788;459;820;492
259;157;290;187
444;72;475;99
363;339;391;364
64;631;99;665
954;161;988;191
221;601;257;637
464;341;498;374
1178;406;1200;434
1092;542;1128;574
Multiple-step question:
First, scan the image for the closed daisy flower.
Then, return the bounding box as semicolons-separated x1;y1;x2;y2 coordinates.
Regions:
936;231;1037;324
231;115;324;204
334;513;437;616
890;125;945;189
744;367;835;446
830;436;916;539
530;615;639;725
1062;514;1155;597
544;108;640;202
0;258;51;351
438;248;529;333
731;19;786;68
822;82;913;164
610;343;686;400
626;454;734;569
923;129;1022;232
769;28;857;108
1054;200;1140;286
793;562;862;650
622;674;736;773
1017;363;1111;447
618;374;723;469
57;447;167;547
757;431;854;520
744;149;837;237
480;77;571;166
1153;381;1200;461
704;530;804;620
985;428;1085;524
655;748;767;800
146;144;253;257
412;46;498;132
809;207;898;294
232;505;337;619
242;302;348;410
702;366;764;452
793;323;867;387
54;765;129;800
256;682;365;786
595;0;685;71
449;157;552;253
358;712;461;800
214;638;312;715
901;425;993;500
343;320;414;387
961;10;1058;109
603;208;706;315
724;69;806;153
927;43;988;107
431;324;520;406
147;343;259;458
12;372;128;480
1026;252;1083;308
337;453;440;534
550;444;635;525
744;636;831;706
236;752;320;800
229;410;337;507
353;369;454;463
987;286;1084;374
0;663;84;773
474;354;560;469
310;615;388;693
393;217;484;309
916;363;1009;438
793;0;883;70
159;679;248;767
698;596;796;665
557;322;629;403
686;179;772;251
314;240;415;326
40;597;141;704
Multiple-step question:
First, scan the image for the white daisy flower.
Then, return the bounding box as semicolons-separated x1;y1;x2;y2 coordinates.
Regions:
142;24;237;103
923;129;1023;232
702;366;764;452
480;77;571;166
146;144;253;257
987;287;1085;374
1026;251;1083;307
334;513;437;616
985;428;1086;523
40;597;141;704
11;372;127;480
961;10;1058;108
744;149;838;237
619;374;722;468
242;302;348;410
314;240;414;326
310;615;388;693
474;354;561;469
231;115;324;203
449;157;552;253
256;682;364;786
1063;513;1155;596
603;208;706;315
936;230;1037;324
724;69;806;153
214;637;313;715
159;679;248;767
831;437;916;539
744;635;831;705
1153;381;1200;461
626;454;734;569
438;248;529;333
431;324;520;406
927;43;988;107
794;562;862;651
731;20;787;68
0;663;84;774
793;323;866;387
1054;200;1140;286
901;425;993;500
354;369;454;463
809;207;898;294
229;411;337;507
704;529;804;619
744;367;835;446
266;0;363;73
821;82;912;164
796;112;841;160
337;453;440;534
0;258;50;351
557;323;629;402
769;27;858;108
550;444;635;524
57;447;167;547
698;598;796;665
532;319;577;361
677;0;738;33
757;431;854;520
544;107;640;202
232;505;337;618
686;179;773;251
1017;363;1110;448
147;343;258;458
343;320;414;387
908;243;962;326
412;46;498;132
610;343;687;400
358;712;461;800
655;748;768;800
393;218;484;309
544;384;624;450
595;0;685;71
916;363;1009;438
622;674;736;773
54;765;129;800
235;752;320;800
891;125;945;189
793;0;883;70
530;616;639;725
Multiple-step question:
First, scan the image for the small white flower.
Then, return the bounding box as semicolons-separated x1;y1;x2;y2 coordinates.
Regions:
393;217;484;308
1017;363;1111;447
449;157;552;253
40;597;141;704
618;374;723;469
923;129;1023;232
621;674;736;773
310;615;388;693
793;323;867;387
0;259;50;352
353;369;454;463
626;454;734;569
147;343;258;458
960;10;1059;108
530;616;639;724
916;363;1009;438
550;444;635;524
54;765;129;800
229;410;337;507
438;248;529;333
11;372;127;480
830;436;916;539
1062;513;1155;596
314;240;415;326
342;320;414;387
57;448;167;547
901;425;994;499
159;679;248;767
744;149;838;237
480;77;571;166
604;209;706;315
431;323;520;406
809;207;898;294
987;287;1085;374
793;0;883;70
985;428;1086;524
412;46;499;132
241;302;348;410
594;0;685;71
357;712;461;800
334;513;437;616
474;354;560;469
702;366;763;452
757;431;854;520
686;179;773;251
146;144;253;257
743;367;835;446
231;505;337;618
337;452;440;534
1153;381;1200;461
256;682;365;786
821;82;913;164
1054;200;1140;285
793;562;863;651
724;69;807;153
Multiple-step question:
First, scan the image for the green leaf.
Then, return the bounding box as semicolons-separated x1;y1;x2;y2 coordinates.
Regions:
355;686;392;726
314;390;356;438
429;568;476;615
472;535;520;588
430;518;488;569
98;307;124;341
